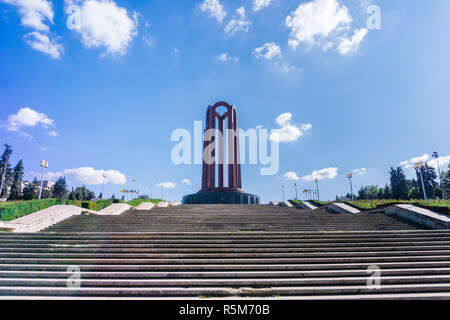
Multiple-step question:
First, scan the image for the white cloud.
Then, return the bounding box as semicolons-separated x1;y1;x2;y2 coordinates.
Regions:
5;107;55;138
400;154;445;172
428;156;450;171
284;172;300;181
64;167;126;185
400;154;431;169
253;42;281;60
285;0;367;55
224;6;250;34
286;0;352;50
66;0;138;56
216;52;238;62
182;179;192;186
47;130;58;137
253;0;271;12
337;28;368;55
276;63;303;75
1;0;54;31
275;113;292;126
200;0;226;24
24;31;63;59
158;182;176;189
302;167;338;181
353;167;368;175
269;113;312;143
1;0;63;59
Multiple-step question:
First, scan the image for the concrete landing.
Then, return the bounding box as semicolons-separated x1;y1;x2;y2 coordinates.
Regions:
97;204;133;216
328;203;361;214
301;201;319;210
386;204;450;230
136;202;156;210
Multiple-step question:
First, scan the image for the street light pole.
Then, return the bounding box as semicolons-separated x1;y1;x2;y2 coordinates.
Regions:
347;173;354;202
294;182;298;201
101;171;106;199
38;160;48;200
415;162;428;201
315;179;320;201
433;152;445;199
161;186;164;200
282;184;285;202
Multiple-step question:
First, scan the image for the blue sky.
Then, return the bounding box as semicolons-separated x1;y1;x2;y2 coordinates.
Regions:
1;0;449;202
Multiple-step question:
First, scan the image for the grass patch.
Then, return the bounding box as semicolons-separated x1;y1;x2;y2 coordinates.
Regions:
127;199;163;207
340;200;450;215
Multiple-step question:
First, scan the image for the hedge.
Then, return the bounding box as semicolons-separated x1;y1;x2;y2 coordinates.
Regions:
0;198;114;221
0;199;76;221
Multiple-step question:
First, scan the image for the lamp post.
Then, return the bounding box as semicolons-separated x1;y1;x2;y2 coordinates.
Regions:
161;185;164;200
38;160;48;200
132;178;136;200
315;179;320;201
433;152;445;199
415;162;427;201
347;173;354;202
294;182;298;201
101;171;106;199
282;184;285;202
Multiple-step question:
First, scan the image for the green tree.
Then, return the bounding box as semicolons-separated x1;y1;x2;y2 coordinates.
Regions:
68;188;75;200
52;177;69;199
8;159;24;200
390;167;409;200
73;185;95;201
442;165;450;199
22;183;36;200
383;184;392;199
110;194;116;200
415;164;438;199
0;144;13;199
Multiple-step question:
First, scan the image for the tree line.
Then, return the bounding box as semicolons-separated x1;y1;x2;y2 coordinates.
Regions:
0;144;104;201
338;164;450;201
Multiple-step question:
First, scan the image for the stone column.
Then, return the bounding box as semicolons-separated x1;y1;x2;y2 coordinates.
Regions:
233;108;242;189
227;109;235;188
207;107;216;190
218;117;225;188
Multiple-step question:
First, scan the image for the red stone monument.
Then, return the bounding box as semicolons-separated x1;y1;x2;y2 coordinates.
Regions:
183;101;260;204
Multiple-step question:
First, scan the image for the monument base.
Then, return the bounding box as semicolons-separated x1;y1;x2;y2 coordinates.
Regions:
182;191;260;205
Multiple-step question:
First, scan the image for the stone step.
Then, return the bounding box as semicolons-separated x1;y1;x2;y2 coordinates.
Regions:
5;240;450;248
3;275;450;287
2;268;450;279
2;255;450;265
2;283;450;297
3;261;450;271
1;245;450;254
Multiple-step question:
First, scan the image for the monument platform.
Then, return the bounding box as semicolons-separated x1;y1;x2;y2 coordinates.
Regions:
182;190;260;204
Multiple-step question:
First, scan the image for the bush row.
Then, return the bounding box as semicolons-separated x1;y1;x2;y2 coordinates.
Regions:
0;199;115;221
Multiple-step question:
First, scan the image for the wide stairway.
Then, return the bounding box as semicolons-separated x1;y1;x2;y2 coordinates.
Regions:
2;205;450;299
45;204;422;232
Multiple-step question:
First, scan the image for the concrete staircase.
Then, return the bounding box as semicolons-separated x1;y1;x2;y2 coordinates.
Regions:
45;205;422;233
2;205;450;299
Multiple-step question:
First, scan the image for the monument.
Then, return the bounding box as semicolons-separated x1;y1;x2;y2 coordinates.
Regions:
182;101;260;204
